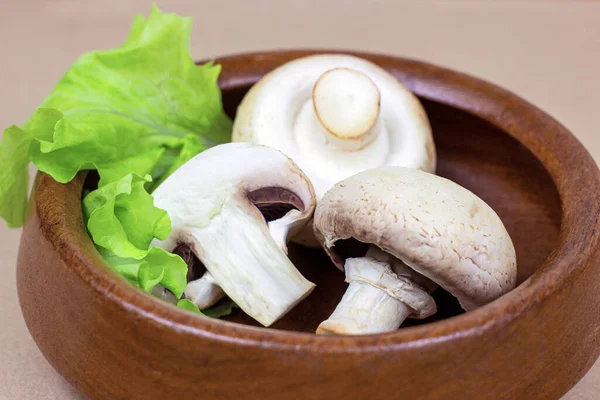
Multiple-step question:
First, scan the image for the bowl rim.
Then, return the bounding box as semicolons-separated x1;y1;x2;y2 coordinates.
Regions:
32;49;600;353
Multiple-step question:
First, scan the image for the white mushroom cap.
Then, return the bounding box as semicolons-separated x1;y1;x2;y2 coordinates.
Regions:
314;166;517;312
232;54;436;245
150;143;316;326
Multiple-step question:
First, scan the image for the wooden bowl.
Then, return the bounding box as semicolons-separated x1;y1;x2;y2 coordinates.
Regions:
17;50;600;400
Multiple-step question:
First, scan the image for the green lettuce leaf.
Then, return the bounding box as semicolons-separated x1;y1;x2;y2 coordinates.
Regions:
83;174;188;297
177;299;204;315
0;126;31;228
0;4;232;227
203;298;239;318
148;134;204;191
0;108;64;227
177;297;239;318
0;6;234;302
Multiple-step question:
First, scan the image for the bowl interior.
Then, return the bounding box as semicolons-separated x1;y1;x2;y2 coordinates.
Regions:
216;85;562;332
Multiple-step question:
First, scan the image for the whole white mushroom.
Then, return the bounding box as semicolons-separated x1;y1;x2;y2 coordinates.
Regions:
232;54;436;246
313;167;517;335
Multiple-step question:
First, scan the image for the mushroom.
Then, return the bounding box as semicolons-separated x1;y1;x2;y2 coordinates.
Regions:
150;143;316;327
232;54;436;246
313;167;517;335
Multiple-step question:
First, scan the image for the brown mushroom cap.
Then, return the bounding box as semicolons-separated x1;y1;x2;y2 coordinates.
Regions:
314;167;517;311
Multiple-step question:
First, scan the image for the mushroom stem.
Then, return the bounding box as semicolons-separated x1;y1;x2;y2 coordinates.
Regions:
317;279;412;335
316;246;436;335
312;68;381;152
180;210;302;311
182;199;315;327
184;273;225;310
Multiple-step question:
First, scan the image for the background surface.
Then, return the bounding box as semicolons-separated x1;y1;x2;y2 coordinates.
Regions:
0;1;599;399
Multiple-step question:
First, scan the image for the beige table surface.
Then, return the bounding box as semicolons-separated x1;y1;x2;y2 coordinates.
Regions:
1;0;599;399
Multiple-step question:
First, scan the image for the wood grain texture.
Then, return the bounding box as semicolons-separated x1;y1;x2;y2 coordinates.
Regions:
16;51;600;400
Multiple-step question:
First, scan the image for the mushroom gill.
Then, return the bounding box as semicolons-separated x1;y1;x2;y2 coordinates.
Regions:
248;186;304;222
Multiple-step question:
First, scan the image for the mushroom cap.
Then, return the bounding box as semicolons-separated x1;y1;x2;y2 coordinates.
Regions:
232;54;436;201
152;142;316;252
314;167;517;311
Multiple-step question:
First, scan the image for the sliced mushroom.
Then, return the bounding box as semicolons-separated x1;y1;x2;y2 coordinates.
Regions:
172;243;225;309
313;167;517;335
232;54;436;246
150;143;316;327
